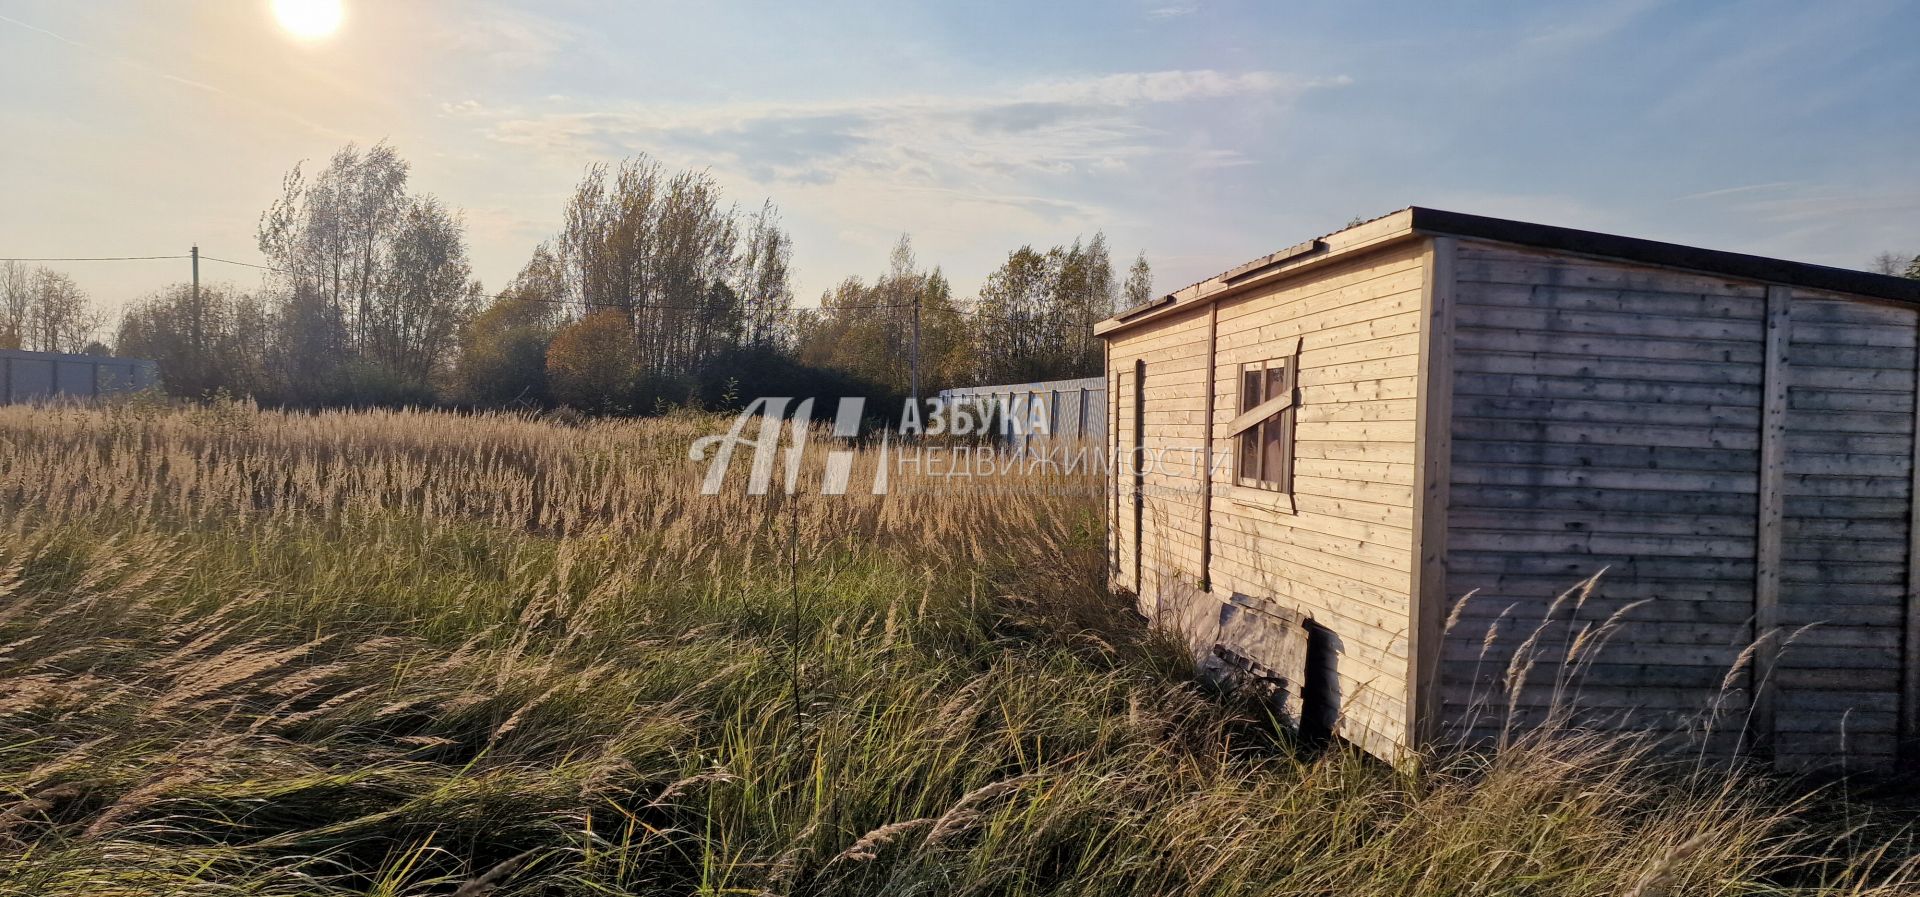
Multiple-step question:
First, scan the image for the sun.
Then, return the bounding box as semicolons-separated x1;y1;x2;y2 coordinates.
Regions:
272;0;343;40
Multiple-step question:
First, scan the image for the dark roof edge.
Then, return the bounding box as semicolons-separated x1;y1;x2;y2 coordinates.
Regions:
1410;207;1920;305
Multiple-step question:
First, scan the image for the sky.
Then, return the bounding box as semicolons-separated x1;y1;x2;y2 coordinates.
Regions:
2;0;1918;337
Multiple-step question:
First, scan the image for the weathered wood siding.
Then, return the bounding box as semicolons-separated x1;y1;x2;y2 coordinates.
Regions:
1437;242;1915;768
1107;241;1429;759
1440;242;1769;751
1773;292;1915;768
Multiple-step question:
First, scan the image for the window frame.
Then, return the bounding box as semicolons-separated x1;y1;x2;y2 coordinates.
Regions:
1231;341;1301;495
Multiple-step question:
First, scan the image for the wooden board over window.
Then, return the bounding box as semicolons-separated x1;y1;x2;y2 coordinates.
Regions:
1233;339;1301;494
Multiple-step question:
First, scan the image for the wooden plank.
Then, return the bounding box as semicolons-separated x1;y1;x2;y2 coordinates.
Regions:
1220;499;1413;547
1751;285;1791;754
1906;309;1920;762
1458;350;1765;386
1455;303;1765;342
1452;440;1758;473
1297;353;1424;387
1218;284;1427;344
1453;252;1768;298
1452;395;1761;428
1450;483;1758;516
1452;419;1761;451
1291;491;1416;528
1458;281;1763;319
1225;389;1294;437
1294;439;1419;464
1451;464;1761;494
1200;300;1218;592
1295;377;1422;405
1450;507;1758;538
1407;236;1453;749
1296;457;1417;487
1214;249;1426;326
1454;371;1761;407
1454;328;1766;365
1447;529;1755;559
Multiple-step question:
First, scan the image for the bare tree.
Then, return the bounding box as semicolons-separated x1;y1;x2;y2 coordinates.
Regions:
1871;252;1909;276
0;262;30;350
25;269;101;354
0;264;103;354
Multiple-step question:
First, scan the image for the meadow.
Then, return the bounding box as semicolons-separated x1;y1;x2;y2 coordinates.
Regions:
0;401;1914;895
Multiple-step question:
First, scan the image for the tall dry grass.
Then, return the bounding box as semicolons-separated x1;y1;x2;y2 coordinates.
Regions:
0;400;1912;895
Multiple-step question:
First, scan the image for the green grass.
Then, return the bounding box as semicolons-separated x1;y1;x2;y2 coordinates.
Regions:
0;403;1913;895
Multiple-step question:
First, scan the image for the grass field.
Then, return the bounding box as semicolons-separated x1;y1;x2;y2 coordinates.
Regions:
0;402;1914;895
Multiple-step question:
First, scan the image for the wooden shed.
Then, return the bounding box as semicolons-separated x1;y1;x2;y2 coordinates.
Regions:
1097;208;1920;769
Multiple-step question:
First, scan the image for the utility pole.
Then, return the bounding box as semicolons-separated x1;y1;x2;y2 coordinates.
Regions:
189;245;201;370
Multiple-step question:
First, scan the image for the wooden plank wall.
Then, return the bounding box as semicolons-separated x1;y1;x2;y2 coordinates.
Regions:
1439;242;1769;753
1104;240;1429;760
1772;292;1915;768
1107;306;1212;623
1437;242;1916;769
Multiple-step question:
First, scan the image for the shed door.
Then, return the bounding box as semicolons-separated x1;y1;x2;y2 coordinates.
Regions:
1771;297;1916;768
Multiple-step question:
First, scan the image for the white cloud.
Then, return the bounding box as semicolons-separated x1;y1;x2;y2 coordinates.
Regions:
458;68;1347;299
1146;2;1201;19
439;99;489;117
425;5;576;70
1677;182;1800;202
475;69;1347;192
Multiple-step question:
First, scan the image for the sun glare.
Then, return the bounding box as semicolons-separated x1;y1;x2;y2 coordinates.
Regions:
272;0;343;40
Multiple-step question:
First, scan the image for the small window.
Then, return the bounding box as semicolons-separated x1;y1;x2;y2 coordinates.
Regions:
1231;353;1298;492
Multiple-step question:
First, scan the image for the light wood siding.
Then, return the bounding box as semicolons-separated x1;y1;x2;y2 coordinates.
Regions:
1107;306;1213;623
1103;240;1428;761
1773;293;1915;769
1439;242;1768;754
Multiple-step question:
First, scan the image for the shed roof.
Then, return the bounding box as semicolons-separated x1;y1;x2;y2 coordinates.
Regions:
1095;207;1920;338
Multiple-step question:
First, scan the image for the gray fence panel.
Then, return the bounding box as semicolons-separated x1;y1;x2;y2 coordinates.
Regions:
0;349;161;404
56;361;94;396
10;358;54;401
936;376;1107;443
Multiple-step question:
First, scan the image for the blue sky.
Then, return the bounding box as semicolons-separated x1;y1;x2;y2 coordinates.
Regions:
2;0;1917;325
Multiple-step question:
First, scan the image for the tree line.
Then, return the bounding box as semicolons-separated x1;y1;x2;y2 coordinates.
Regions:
67;142;1920;412
105;142;1153;412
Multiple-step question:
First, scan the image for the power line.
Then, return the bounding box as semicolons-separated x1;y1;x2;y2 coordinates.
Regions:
197;254;285;273
2;251;282;271
1;255;189;262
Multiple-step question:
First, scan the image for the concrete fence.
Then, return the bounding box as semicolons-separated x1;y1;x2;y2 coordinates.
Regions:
0;349;160;404
935;376;1106;445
